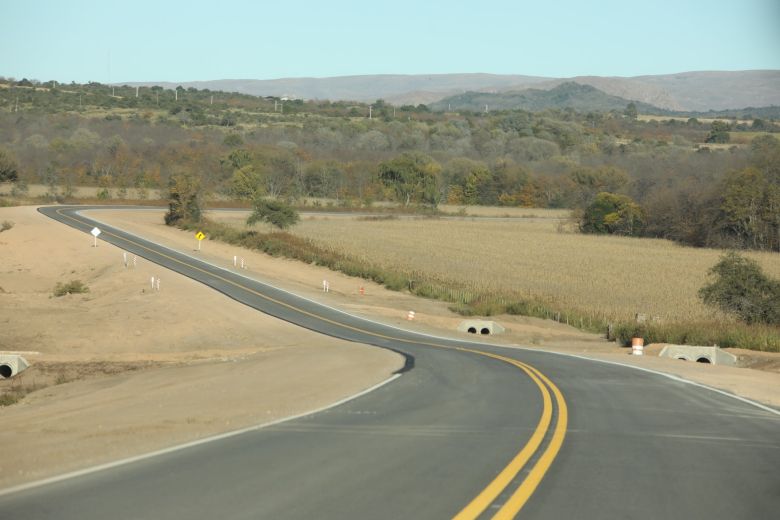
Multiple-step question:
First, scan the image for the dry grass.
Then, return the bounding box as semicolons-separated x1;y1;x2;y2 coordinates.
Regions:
0;184;163;200
214;212;780;325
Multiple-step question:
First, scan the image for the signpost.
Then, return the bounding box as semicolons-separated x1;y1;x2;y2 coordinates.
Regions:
91;227;101;247
195;231;205;251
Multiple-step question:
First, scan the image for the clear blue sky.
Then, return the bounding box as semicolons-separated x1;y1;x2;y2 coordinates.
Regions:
3;0;779;83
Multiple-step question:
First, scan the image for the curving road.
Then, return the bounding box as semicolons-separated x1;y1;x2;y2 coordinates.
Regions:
1;205;777;519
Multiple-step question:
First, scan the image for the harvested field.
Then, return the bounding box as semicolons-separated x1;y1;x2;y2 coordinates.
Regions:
213;211;780;325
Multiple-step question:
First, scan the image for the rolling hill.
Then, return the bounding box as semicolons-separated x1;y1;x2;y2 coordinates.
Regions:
429;82;662;113
123;70;780;112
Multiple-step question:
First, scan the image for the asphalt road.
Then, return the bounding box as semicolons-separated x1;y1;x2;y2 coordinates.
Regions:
1;206;778;519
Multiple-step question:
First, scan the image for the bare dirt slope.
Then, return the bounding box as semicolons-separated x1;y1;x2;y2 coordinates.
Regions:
0;206;402;489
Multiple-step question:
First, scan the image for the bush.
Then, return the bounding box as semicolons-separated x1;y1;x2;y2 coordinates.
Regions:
0;220;13;232
165;172;202;226
699;252;780;325
580;192;644;236
53;280;89;297
247;198;299;230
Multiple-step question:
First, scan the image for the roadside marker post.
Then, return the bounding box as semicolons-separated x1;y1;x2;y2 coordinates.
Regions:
632;337;644;356
123;252;128;268
233;255;237;267
323;280;330;293
150;276;155;290
90;227;101;247
359;286;365;296
407;310;415;321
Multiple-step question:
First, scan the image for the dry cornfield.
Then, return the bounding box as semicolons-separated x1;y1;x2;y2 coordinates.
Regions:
213;211;780;325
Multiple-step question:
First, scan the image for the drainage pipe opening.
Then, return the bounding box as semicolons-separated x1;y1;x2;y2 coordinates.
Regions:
696;357;711;364
467;327;477;334
0;364;12;378
480;328;490;335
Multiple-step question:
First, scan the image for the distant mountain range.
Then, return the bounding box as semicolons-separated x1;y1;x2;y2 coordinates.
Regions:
125;70;780;112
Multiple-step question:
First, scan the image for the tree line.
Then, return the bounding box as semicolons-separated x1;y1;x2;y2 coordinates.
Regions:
1;81;778;251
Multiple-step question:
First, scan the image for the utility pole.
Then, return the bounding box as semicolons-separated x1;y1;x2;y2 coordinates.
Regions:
369;105;372;119
175;89;178;101
210;95;213;105
136;86;139;98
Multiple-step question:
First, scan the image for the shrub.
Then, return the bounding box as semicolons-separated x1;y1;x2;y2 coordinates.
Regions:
53;280;89;297
165;172;202;226
580;192;644;236
0;220;13;232
247;198;299;230
699;252;780;325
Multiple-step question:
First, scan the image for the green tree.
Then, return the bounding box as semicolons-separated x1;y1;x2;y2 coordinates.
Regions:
569;166;629;207
623;102;638;120
164;172;202;226
229;164;266;200
247;198;299;229
580;192;645;236
378;153;442;206
705;120;731;143
699;252;780;325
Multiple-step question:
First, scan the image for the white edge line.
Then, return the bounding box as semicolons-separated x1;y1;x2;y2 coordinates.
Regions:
77;208;780;418
515;349;780;417
0;372;401;498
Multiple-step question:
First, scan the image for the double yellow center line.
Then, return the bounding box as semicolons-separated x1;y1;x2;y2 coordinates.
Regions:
54;206;568;519
453;349;567;519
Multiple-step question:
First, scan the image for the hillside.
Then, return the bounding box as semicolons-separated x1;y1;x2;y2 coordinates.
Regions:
125;74;551;104
429;82;661;113
123;70;780;112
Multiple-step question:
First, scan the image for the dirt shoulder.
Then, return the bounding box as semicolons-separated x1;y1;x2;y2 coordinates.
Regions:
0;206;402;489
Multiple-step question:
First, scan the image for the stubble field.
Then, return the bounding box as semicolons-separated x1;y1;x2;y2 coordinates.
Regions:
212;210;780;337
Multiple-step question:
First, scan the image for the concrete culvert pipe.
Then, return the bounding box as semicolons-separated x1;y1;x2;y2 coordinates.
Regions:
480;328;490;335
696;357;712;364
467;327;477;334
0;355;29;378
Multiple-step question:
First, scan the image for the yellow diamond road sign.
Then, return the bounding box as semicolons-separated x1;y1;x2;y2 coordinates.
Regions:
195;231;205;241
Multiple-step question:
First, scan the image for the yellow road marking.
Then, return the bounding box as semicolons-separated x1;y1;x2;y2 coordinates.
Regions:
493;363;568;519
452;350;552;519
55;206;568;519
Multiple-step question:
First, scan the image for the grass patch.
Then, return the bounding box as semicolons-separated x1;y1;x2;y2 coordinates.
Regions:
53;280;89;297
